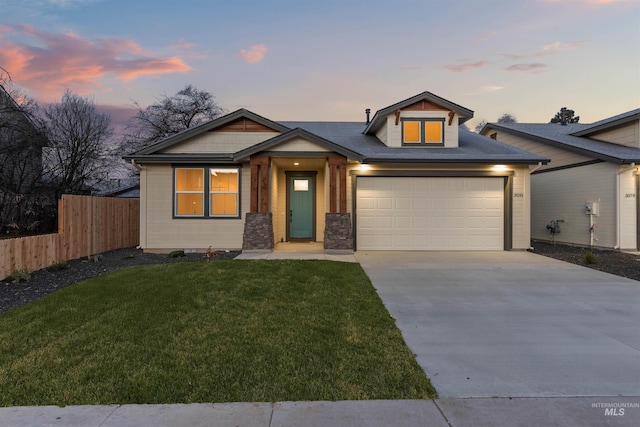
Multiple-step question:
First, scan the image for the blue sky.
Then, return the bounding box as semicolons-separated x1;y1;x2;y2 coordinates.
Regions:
1;0;639;130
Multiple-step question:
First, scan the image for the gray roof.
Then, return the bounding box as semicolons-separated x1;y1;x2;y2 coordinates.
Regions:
484;120;640;163
281;121;548;164
571;108;640;137
124;106;547;165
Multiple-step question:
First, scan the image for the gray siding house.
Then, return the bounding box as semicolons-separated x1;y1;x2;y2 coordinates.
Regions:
482;109;640;250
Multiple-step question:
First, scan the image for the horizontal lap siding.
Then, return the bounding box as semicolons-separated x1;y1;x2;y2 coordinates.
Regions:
494;132;592;170
531;162;616;247
143;165;249;251
161;132;279;154
589;121;639;148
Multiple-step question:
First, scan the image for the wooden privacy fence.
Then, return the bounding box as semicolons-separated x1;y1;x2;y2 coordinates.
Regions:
0;195;139;280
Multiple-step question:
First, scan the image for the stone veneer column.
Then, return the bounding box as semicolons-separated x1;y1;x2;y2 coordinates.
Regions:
324;212;353;251
242;212;274;251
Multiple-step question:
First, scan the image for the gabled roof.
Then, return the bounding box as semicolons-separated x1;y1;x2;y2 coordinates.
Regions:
570;108;640;137
132;109;290;155
482;121;640;164
234;127;364;161
284;122;548;164
363;91;474;134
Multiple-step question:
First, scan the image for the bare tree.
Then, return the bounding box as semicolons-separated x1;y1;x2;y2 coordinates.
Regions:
123;84;226;153
474;120;487;133
0;68;53;234
497;113;517;124
40;90;114;196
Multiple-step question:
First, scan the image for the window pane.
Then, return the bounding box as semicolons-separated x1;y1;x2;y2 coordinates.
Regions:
211;193;238;215
176;193;203;215
210;171;238;192
425;122;442;143
403;121;420;143
294;179;308;191
176;169;204;191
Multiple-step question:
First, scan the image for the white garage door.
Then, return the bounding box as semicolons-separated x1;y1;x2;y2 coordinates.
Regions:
356;177;504;250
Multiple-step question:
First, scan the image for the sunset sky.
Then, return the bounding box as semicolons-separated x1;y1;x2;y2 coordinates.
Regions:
1;0;639;131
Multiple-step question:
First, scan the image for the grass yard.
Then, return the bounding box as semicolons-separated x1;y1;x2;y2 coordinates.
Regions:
0;260;435;406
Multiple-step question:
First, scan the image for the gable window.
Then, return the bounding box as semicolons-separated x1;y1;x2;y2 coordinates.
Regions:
174;167;240;218
401;118;444;146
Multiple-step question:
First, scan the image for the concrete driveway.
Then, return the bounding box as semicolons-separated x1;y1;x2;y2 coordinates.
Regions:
355;251;640;398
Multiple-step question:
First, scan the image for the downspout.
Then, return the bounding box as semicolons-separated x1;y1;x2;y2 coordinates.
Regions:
530;162;543;174
615;162;636;249
130;159;142;171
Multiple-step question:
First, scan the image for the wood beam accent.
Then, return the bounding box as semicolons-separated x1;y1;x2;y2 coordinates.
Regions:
448;111;455;126
395;109;401;125
259;158;269;213
328;155;347;213
250;155;270;213
250;162;259;213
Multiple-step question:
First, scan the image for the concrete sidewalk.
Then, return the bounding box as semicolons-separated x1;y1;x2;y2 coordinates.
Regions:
2;397;638;426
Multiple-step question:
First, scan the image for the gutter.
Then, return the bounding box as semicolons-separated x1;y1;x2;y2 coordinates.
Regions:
615;162;636;249
529;162;543;174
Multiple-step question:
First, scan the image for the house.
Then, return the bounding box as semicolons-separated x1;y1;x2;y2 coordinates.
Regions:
123;91;547;253
0;85;51;234
481;109;640;250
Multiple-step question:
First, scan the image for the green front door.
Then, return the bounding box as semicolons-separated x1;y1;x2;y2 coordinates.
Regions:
288;175;314;240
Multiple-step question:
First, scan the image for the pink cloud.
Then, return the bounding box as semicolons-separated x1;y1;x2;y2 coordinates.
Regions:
239;45;267;63
442;61;490;73
504;63;548;73
0;24;192;100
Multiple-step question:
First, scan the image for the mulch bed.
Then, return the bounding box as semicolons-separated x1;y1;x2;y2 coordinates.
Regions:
0;247;239;314
529;240;640;281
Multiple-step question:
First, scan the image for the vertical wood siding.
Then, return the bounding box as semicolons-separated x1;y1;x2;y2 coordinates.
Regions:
0;195;140;280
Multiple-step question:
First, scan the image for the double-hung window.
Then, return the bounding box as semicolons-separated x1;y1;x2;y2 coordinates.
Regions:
401;118;445;146
174;167;240;218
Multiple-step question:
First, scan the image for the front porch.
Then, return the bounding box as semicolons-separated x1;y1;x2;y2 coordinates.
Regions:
236;241;358;262
242;154;354;252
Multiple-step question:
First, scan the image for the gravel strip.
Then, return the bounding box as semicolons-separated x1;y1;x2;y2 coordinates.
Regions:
530;240;640;281
0;247;240;314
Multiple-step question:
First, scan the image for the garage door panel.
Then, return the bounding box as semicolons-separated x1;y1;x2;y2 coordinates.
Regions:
357;177;504;250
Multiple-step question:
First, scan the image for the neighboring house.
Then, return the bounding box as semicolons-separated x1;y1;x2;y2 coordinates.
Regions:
481;109;640;250
99;178;141;198
0;85;51;234
124;91;547;253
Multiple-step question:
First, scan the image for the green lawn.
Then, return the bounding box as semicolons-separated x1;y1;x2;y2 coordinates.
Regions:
0;260;435;406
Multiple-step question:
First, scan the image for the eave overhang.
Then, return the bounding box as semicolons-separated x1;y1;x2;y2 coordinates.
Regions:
484;123;640;164
233;128;365;162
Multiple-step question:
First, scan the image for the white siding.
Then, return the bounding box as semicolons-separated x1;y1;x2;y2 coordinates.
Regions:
589;120;640;148
161;132;278;154
531;162;617;248
619;166;637;250
142;164;249;251
385;111;459;148
269;138;330;152
512;166;532;250
375;121;388;144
